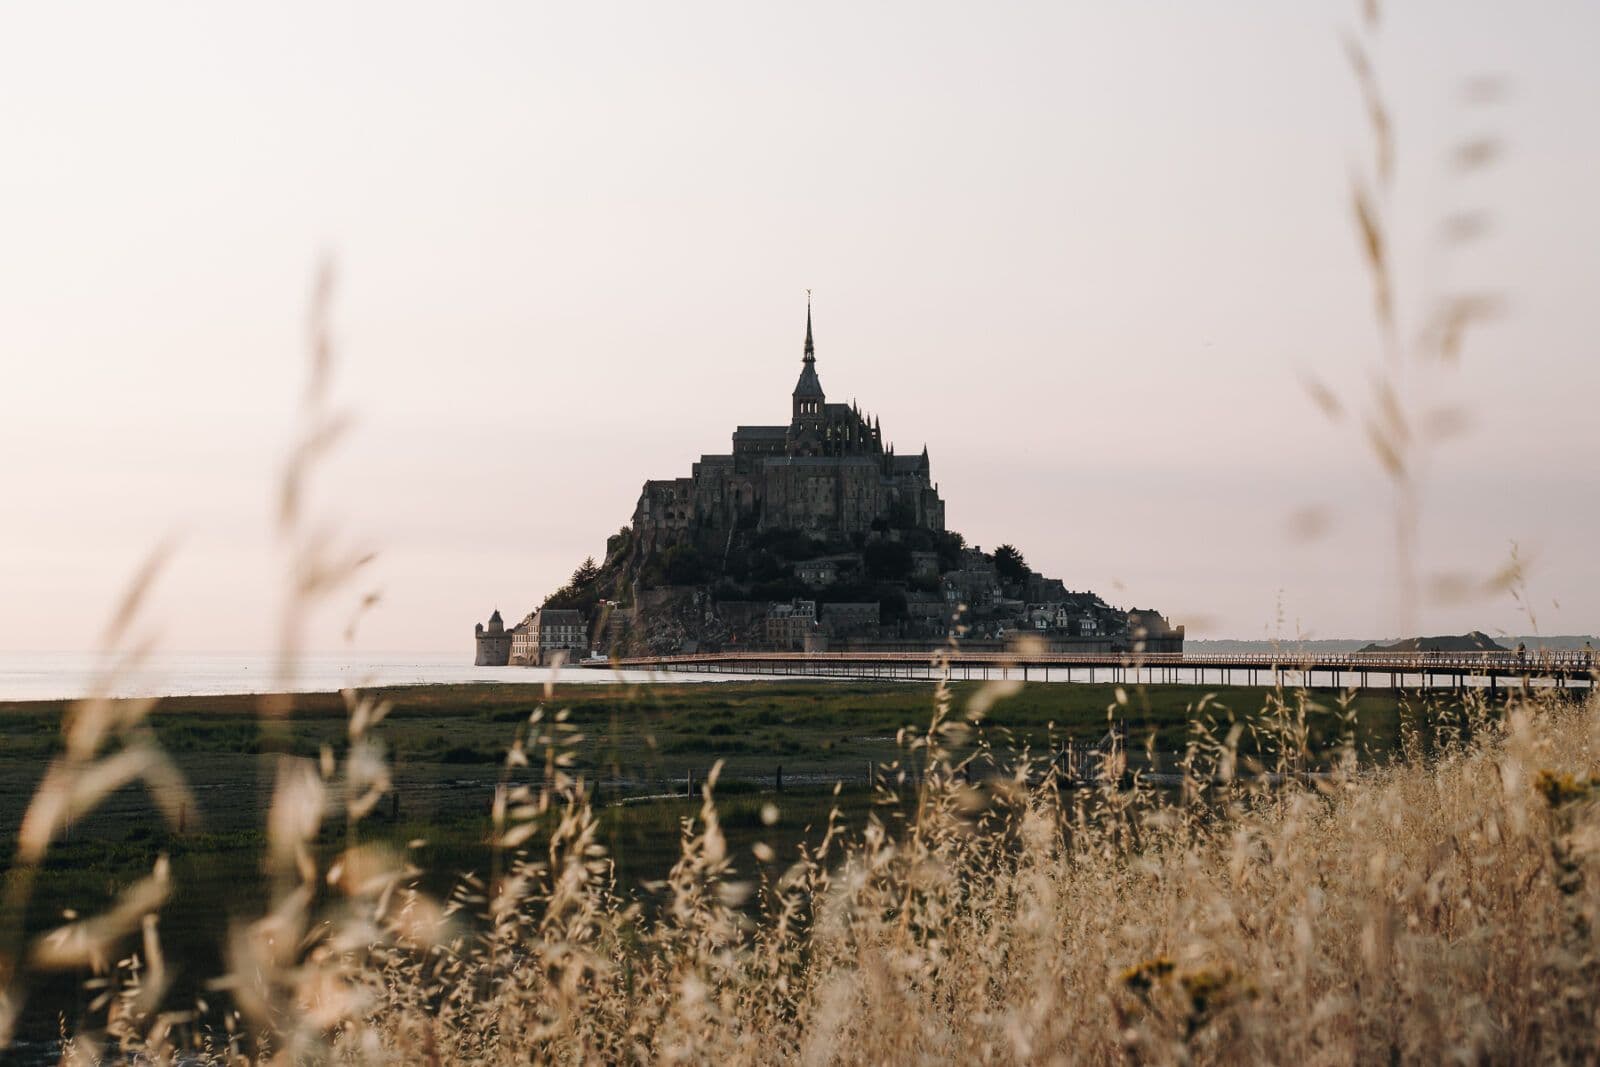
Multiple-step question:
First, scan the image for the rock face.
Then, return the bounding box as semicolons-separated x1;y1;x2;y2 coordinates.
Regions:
1359;631;1508;653
626;588;722;656
477;305;1185;662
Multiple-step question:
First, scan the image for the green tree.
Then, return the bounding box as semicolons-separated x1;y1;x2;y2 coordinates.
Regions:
662;544;710;586
864;540;913;581
934;530;966;572
993;543;1028;583
570;556;601;588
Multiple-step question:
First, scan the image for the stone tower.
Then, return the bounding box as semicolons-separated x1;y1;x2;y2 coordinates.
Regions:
789;299;825;455
474;608;512;666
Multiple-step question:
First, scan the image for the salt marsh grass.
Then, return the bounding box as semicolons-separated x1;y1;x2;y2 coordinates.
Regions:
23;678;1599;1063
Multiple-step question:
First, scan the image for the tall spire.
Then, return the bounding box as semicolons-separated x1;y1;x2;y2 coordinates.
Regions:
791;290;825;410
803;289;815;363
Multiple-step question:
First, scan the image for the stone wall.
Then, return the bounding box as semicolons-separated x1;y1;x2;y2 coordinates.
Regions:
474;632;511;666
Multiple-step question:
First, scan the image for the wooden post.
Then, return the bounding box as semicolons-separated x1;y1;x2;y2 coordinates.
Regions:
687;767;694;797
776;764;783;793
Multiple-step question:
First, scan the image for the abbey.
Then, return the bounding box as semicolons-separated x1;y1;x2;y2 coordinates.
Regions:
631;304;945;556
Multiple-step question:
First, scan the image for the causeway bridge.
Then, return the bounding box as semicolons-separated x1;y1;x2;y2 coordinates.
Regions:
580;648;1597;691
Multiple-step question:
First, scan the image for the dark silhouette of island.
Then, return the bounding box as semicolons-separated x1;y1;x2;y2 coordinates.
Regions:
1359;631;1508;653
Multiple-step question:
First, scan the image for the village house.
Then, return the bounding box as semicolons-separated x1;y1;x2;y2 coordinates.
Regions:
763;600;817;650
796;555;861;587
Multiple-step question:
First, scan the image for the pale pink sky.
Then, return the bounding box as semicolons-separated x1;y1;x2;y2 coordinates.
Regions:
1;1;1596;654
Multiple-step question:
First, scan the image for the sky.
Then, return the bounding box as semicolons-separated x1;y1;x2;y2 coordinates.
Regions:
1;1;1596;655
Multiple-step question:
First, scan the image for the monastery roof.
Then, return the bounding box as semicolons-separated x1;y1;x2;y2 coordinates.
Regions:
734;425;788;439
536;608;584;625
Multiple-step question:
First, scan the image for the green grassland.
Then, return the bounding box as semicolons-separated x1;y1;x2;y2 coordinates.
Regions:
0;678;1482;1046
0;676;1443;787
0;678;1471;874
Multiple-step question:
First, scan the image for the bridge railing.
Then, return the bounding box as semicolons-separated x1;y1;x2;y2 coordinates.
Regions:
594;647;1597;674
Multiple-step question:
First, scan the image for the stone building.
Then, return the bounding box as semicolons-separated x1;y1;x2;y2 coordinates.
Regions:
820;601;881;639
509;607;589;666
943;556;1002;610
905;590;948;621
796;554;863;587
763;600;817;650
1126;609;1185;652
632;303;945;554
474;610;512;666
796;558;841;586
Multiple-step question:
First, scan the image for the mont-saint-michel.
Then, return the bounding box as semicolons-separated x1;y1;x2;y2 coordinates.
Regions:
475;305;1183;666
8;3;1599;1057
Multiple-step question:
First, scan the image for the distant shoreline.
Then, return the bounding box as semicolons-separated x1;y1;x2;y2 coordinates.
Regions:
1186;635;1597;654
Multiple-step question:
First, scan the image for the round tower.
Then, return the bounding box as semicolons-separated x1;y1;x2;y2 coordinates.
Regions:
474;608;512;666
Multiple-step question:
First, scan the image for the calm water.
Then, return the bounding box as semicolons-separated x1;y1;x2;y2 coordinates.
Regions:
0;650;743;703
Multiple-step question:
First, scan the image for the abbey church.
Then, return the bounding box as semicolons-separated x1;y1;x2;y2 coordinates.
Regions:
631;303;945;556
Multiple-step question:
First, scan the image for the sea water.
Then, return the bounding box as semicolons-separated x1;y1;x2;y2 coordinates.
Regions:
0;650;738;702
